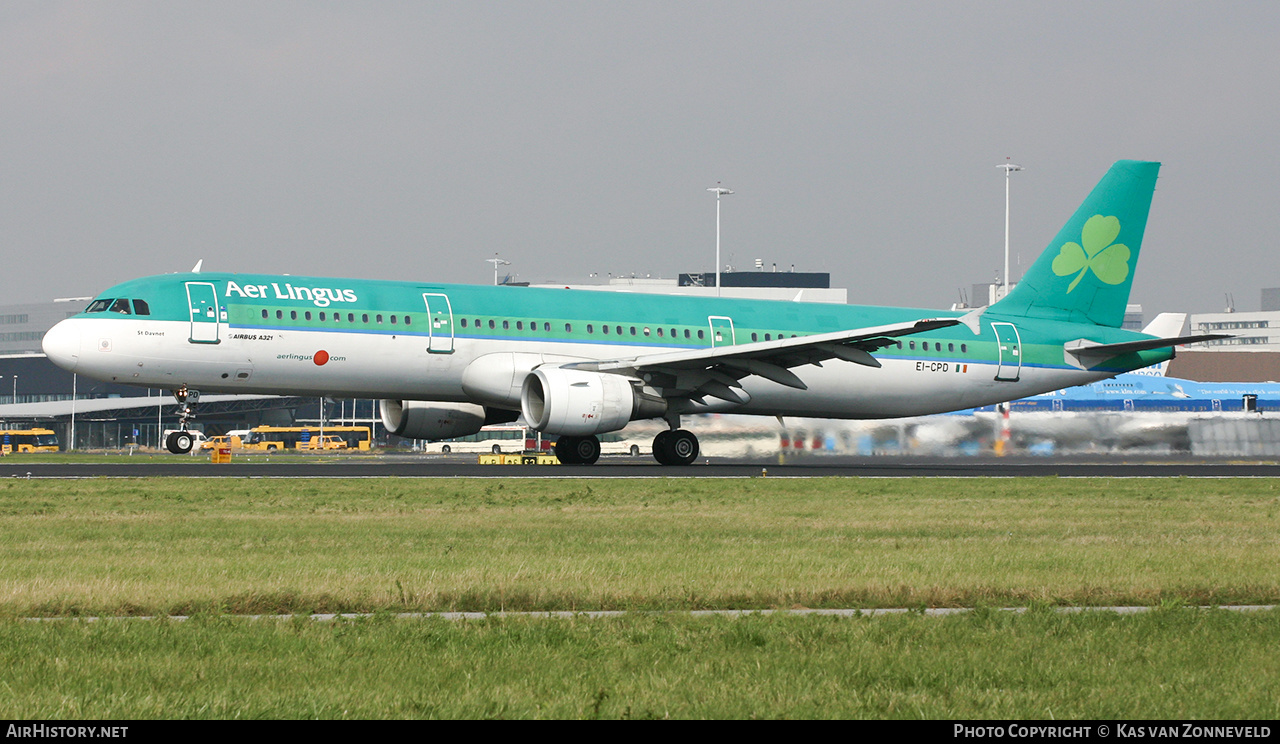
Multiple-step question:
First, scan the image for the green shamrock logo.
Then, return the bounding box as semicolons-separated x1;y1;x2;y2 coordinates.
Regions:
1051;214;1131;293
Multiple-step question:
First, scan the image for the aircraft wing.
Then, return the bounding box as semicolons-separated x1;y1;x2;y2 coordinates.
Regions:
568;317;961;404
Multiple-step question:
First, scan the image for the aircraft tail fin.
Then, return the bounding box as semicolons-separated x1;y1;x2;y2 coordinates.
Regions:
991;160;1160;328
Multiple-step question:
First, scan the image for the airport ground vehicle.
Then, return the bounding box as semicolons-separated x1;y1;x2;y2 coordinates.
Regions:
0;428;61;453
425;424;644;455
241;426;371;451
297;435;348;450
425;424;539;454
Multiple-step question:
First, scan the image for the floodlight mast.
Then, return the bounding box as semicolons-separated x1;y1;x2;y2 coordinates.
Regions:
996;160;1023;299
707;186;734;297
486;255;511;286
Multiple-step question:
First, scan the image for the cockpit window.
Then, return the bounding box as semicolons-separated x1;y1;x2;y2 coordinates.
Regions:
133;300;151;316
109;299;132;314
86;299;112;313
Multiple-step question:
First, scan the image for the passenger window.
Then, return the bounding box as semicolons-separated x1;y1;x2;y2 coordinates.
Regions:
684;329;690;339
487;319;493;329
909;341;915;350
751;333;758;341
602;325;609;334
657;328;664;337
565;323;572;333
948;343;954;352
544;322;551;332
305;312;312;321
616;326;622;335
586;324;593;333
277;310;283;320
349;313;355;323
629;327;636;336
404;316;411;325
133;300;151;316
291;311;298;320
961;344;967;353
261;309;268;319
516;321;523;330
319;312;326;321
461;318;467;328
501;320;508;329
392;316;398;325
697;330;704;340
363;314;369;323
110;299;131;314
765;333;771;341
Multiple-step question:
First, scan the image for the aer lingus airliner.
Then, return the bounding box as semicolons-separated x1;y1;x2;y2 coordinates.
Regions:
41;160;1222;464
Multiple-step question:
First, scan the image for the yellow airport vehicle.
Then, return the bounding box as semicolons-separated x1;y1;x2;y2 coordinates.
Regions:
296;435;348;451
242;426;372;451
477;452;560;465
0;428;61;453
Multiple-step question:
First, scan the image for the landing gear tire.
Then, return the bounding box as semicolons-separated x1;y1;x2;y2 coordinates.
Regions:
652;430;673;464
653;429;698;465
166;431;195;455
555;435;601;465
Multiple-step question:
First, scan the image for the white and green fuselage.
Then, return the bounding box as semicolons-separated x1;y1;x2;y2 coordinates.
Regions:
43;274;1167;415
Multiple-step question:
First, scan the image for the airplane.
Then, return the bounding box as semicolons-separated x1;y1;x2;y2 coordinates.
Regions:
983;373;1279;414
41;160;1225;465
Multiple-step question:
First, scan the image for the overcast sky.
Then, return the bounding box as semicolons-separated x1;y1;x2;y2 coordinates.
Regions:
3;1;1277;317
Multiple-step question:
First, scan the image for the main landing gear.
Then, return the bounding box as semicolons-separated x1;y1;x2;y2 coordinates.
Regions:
555;435;602;465
652;428;699;466
165;386;200;455
552;422;701;466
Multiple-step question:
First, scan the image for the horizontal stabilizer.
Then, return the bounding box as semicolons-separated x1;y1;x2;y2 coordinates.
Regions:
1063;334;1229;370
1141;313;1187;338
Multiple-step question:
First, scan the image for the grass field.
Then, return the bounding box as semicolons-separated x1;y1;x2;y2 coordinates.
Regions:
2;476;1278;718
3;609;1278;719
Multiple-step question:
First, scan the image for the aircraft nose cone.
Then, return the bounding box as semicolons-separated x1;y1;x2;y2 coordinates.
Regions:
42;319;81;372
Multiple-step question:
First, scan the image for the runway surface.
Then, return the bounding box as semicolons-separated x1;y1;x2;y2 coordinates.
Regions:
4;454;1280;478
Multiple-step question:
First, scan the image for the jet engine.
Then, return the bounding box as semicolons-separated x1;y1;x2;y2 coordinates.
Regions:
379;400;516;441
521;367;666;436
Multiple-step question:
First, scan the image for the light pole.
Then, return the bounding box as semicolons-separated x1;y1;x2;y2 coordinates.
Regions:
486;255;510;286
707;185;733;297
996;160;1023;300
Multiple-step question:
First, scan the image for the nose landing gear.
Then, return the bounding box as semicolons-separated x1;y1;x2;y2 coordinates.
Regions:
165;386;201;454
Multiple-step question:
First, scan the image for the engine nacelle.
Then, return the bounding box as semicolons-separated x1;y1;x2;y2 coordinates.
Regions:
379;400;488;441
521;367;666;436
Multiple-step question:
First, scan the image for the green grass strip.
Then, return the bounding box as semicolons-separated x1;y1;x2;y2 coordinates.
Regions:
2;609;1277;719
2;477;1278;615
